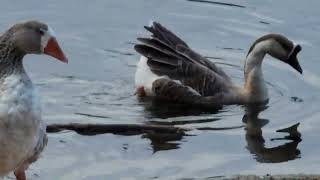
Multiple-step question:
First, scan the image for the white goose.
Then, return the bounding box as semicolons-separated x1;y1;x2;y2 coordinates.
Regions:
134;22;302;108
0;21;67;180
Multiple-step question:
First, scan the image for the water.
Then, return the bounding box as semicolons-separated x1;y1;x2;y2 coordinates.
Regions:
1;0;320;179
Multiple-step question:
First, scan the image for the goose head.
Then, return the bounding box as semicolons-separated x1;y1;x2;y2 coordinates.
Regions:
5;20;68;63
247;34;302;74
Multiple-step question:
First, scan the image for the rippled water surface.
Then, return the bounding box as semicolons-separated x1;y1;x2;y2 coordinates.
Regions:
1;0;320;179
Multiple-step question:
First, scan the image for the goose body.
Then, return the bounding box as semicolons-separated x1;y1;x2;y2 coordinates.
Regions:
0;73;45;177
0;21;67;180
134;22;302;108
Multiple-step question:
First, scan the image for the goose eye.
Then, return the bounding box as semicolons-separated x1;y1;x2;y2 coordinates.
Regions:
38;28;45;36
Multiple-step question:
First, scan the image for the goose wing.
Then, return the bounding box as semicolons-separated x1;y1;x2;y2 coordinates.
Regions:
141;22;230;79
135;22;230;96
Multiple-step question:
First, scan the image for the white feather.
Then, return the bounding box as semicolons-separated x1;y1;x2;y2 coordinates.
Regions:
40;25;56;52
135;56;170;96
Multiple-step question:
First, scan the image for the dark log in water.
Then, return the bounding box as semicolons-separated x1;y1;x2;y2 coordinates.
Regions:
46;123;244;136
47;123;189;136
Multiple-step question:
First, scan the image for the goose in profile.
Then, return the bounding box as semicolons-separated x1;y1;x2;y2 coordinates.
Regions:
0;21;68;180
134;22;302;108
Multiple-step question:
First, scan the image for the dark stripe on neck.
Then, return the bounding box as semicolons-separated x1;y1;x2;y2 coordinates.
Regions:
246;34;293;57
0;37;26;77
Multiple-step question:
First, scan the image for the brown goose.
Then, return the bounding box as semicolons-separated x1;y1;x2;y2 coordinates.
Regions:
134;22;302;108
0;21;67;180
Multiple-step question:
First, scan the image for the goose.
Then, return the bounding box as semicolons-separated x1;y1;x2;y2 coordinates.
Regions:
134;22;302;108
0;21;67;180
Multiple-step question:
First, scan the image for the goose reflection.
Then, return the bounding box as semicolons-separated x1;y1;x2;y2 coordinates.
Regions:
139;96;220;119
139;97;222;152
243;104;302;163
142;132;184;153
138;97;302;157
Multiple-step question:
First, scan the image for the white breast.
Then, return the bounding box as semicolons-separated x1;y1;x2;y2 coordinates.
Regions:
0;74;43;176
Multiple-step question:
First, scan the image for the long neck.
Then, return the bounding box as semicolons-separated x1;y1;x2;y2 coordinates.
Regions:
241;42;269;103
0;34;26;78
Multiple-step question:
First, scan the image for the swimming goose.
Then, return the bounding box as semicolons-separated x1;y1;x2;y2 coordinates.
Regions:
134;22;302;108
0;21;67;180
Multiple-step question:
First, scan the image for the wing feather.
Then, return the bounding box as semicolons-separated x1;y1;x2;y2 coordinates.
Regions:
135;22;232;96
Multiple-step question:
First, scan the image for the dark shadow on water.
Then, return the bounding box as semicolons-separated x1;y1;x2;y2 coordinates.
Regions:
49;98;301;156
139;97;223;152
74;112;111;119
259;21;270;25
143;132;184;153
243;104;302;163
138;96;221;119
103;49;135;56
147;118;220;126
186;0;246;8
48;123;188;153
136;97;222;152
136;97;244;152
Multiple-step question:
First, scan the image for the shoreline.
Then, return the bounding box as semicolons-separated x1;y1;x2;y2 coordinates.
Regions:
225;175;320;180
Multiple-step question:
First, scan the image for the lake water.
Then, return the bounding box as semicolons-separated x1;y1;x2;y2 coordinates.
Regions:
1;0;320;179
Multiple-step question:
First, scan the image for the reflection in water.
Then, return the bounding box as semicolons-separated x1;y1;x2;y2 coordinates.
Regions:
140;97;303;158
47;123;188;153
138;97;222;152
243;104;302;163
142;132;184;153
274;123;301;141
186;0;246;8
137;97;245;152
139;96;221;119
48;97;302;158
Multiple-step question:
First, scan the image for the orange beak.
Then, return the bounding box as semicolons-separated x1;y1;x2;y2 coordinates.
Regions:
44;37;68;63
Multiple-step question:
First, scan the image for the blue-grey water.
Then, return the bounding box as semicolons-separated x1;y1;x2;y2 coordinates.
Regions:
1;0;320;179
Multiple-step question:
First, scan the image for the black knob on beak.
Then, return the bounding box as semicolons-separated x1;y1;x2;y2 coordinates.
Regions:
288;45;303;74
